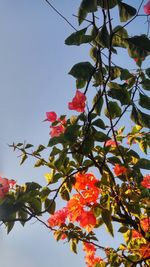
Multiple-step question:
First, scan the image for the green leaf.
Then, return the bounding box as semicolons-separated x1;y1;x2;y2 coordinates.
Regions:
78;0;97;25
135;158;150;170
36;145;45;153
40;187;51;202
76;79;86;89
94;131;110;142
97;0;118;9
96;24;110;48
25;144;33;149
70;239;78;254
65;28;93;46
139;93;150;110
112;26;128;48
34;159;45;167
93;92;103;115
29;198;42;214
18;209;28;226
109;67;121;80
44;199;56;214
131;106;150;128
101;209;114;236
118;2;136;22
92;119;106;129
104;101;122;119
50;146;61;156
126;35;150;53
120;69;133;80
82;135;95;155
108;86;130;105
20;153;27;165
69;62;95;81
140;79;150;91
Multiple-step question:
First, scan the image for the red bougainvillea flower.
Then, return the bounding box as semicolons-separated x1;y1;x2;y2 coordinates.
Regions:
105;139;118;147
47;207;68;228
77;210;96;232
132;230;142;239
50;124;65;138
83;243;103;267
45;111;57;122
68;90;86;112
74;172;98;191
141;175;150;189
144;0;150;15
113;164;127;176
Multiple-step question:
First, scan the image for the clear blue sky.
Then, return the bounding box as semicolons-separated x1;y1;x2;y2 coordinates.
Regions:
0;1;148;266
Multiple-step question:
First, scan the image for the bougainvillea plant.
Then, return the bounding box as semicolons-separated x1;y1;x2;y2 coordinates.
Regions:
0;1;150;266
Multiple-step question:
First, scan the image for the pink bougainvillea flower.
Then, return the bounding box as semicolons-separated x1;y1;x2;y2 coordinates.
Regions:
68;90;86;112
113;164;127;176
50;124;65;138
144;0;150;15
45;111;57;122
47;207;68;228
0;177;11;198
141;175;150;189
105;139;118;147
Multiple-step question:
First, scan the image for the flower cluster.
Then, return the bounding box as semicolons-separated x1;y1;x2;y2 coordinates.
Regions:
45;111;66;138
83;242;103;267
0;177;16;198
47;172;100;233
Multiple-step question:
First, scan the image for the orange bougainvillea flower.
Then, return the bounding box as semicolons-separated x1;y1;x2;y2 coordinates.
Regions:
82;187;100;204
141;175;150;189
77;210;96;232
83;243;103;267
144;0;150;15
45;111;57;122
47;207;68;228
67;194;85;222
140;217;150;232
83;243;96;254
113;164;127;176
68;90;86;112
132;217;150;238
139;243;150;258
74;172;98;191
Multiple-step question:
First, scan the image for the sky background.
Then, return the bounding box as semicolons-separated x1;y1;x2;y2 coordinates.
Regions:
0;1;149;267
